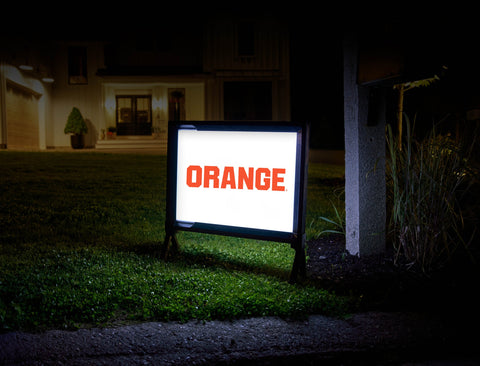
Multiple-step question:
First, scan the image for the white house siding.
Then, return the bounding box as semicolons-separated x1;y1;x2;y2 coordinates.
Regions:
49;42;105;148
49;40;206;148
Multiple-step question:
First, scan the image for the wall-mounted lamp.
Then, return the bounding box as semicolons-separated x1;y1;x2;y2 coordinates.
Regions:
105;96;116;110
18;62;55;83
19;64;34;71
41;76;54;83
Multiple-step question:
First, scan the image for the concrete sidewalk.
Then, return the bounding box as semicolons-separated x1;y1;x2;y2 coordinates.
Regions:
1;312;479;365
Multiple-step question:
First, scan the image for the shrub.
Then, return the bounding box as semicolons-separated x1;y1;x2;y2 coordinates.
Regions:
386;116;477;273
64;107;88;135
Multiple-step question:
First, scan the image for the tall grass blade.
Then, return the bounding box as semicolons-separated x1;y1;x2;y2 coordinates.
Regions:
386;115;477;273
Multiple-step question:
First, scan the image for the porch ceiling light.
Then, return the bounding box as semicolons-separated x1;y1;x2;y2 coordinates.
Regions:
19;64;34;71
42;76;54;83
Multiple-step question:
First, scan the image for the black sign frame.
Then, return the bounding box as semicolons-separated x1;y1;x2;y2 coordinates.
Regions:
163;121;309;282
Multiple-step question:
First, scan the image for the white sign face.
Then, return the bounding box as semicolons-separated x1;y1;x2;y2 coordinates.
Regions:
176;129;298;233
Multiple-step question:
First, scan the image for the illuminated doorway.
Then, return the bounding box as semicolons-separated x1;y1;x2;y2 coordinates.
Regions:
116;95;152;136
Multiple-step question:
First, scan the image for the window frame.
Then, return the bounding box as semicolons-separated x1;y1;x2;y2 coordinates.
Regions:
68;46;88;85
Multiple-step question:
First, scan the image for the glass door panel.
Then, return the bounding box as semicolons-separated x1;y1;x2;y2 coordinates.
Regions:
115;95;152;136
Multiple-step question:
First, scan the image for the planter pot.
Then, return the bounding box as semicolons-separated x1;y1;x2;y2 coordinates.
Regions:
70;134;85;149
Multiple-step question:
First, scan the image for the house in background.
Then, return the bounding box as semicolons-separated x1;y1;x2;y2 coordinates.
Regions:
0;14;290;151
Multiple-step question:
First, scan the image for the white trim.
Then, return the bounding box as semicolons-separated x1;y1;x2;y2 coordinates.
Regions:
0;63;7;148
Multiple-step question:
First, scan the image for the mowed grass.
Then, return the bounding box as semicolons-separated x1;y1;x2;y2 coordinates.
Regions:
0;151;346;331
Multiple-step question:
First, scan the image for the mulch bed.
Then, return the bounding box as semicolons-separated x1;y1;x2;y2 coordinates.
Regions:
305;234;480;313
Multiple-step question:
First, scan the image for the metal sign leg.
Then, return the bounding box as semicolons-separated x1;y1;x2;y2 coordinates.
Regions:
161;231;179;260
289;237;306;284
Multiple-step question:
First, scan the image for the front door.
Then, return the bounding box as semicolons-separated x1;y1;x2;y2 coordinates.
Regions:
116;95;152;136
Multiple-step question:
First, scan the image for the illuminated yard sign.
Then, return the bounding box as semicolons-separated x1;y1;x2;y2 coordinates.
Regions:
163;121;309;281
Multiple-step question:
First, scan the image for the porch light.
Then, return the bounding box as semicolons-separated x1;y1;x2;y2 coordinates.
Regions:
105;96;115;110
42;76;54;83
19;64;34;71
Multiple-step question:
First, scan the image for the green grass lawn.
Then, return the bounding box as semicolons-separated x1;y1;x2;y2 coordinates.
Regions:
0;151;346;331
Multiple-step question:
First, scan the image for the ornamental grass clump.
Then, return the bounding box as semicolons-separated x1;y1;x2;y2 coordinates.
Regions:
386;116;477;273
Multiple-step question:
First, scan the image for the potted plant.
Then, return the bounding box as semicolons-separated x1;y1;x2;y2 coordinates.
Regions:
64;107;88;149
107;126;117;139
